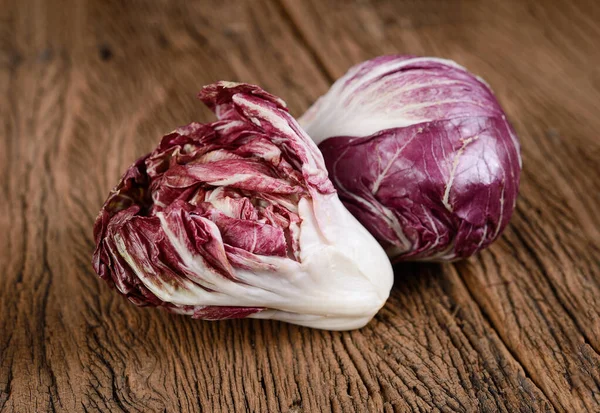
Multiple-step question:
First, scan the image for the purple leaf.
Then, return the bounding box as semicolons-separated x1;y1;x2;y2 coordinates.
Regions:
92;81;393;330
301;56;522;261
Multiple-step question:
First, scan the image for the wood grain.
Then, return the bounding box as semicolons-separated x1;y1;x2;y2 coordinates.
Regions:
1;0;598;412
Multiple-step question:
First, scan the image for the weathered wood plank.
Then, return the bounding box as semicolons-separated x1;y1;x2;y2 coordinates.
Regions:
0;0;597;412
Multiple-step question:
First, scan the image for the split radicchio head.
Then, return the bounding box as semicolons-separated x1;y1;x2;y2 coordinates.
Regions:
300;56;522;262
92;82;393;330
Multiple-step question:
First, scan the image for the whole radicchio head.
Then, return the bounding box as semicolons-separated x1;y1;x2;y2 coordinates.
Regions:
300;56;522;262
92;82;393;330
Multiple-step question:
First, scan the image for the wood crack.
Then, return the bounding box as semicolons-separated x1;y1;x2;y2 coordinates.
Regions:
451;263;558;411
511;223;600;356
273;0;336;83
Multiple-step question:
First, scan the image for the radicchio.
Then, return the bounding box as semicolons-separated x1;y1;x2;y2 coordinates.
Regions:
92;82;393;330
300;56;522;261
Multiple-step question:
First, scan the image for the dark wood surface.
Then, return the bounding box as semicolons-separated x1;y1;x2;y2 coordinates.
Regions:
1;1;599;412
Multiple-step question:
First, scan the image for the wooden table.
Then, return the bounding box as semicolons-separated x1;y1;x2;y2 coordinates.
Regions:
1;1;599;411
